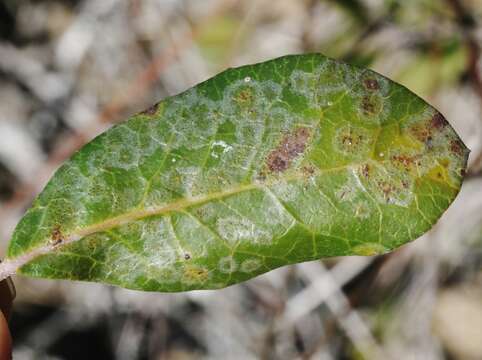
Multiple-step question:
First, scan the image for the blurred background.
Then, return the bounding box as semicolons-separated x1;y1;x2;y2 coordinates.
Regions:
0;0;482;359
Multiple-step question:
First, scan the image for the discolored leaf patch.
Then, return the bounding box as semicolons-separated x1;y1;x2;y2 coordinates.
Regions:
431;112;448;129
266;127;312;173
49;226;64;247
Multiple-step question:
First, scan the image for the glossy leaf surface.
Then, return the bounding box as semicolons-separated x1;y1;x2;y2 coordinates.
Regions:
4;54;469;291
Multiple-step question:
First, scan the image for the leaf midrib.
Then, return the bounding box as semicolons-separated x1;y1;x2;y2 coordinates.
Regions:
76;165;353;236
15;162;364;263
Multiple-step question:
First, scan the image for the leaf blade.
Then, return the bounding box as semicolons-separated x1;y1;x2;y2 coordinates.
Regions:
4;54;469;291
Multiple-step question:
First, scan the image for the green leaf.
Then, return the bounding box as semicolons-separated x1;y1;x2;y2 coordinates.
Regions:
1;54;469;292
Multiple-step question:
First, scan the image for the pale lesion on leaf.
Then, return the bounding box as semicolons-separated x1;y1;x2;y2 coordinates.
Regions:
182;265;210;284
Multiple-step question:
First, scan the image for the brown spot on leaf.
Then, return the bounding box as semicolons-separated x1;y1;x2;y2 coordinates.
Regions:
235;89;253;103
266;127;312;173
391;154;419;171
363;78;380;91
450;140;464;156
362;164;371;178
342;135;353;146
409;124;431;143
409;113;452;147
184;253;191;260
335;126;370;155
378;181;396;203
302;165;315;177
342;132;363;148
361;96;376;115
50;226;64;246
140;102;159;116
430;113;448;130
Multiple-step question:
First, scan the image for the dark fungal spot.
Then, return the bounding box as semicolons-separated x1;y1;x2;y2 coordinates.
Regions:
302;165;315;177
409;123;431;143
342;135;353;146
362;164;370;178
409;112;450;145
341;132;363;148
391;154;419;171
361;96;377;115
363;78;380;91
335;126;371;155
269;157;287;172
431;113;448;130
450;140;464;156
378;180;396;203
266;127;312;173
359;161;413;206
50;225;64;246
140;102;159;116
184;253;191;260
